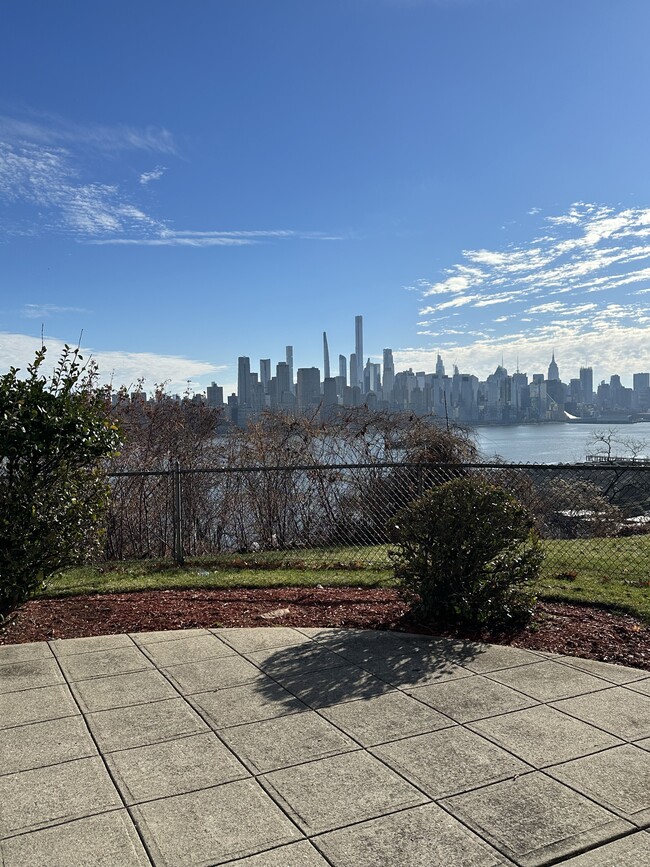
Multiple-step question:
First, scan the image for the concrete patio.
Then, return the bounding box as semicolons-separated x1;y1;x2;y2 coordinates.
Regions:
1;627;650;867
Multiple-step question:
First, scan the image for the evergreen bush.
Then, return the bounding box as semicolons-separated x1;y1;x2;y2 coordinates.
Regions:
389;476;543;630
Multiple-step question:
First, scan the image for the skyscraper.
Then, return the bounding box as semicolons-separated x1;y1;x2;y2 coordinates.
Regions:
383;349;394;401
259;359;271;391
323;332;330;381
548;352;559;382
285;346;294;393
338;354;347;382
435;354;445;378
355;315;363;392
296;367;321;411
579;366;593;403
349;353;357;389
237;356;251;407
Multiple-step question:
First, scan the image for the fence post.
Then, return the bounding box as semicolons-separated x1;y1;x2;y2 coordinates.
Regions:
172;459;184;566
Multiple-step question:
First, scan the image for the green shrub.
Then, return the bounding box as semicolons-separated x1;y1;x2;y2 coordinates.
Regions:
0;346;120;617
389;477;543;631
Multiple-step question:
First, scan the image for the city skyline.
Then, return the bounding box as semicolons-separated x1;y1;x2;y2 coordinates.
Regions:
1;2;650;391
189;315;650;427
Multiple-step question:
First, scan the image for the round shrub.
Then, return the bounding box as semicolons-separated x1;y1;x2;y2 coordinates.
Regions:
389;476;543;631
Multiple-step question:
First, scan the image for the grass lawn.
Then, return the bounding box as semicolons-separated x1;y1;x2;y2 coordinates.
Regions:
40;536;650;623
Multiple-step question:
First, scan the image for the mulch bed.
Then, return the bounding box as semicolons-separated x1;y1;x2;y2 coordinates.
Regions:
2;587;649;671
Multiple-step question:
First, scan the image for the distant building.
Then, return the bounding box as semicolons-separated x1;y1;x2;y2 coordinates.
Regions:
355;315;363;392
323;332;330;381
296;367;321;412
237;356;251;407
579;366;594;404
206;382;223;407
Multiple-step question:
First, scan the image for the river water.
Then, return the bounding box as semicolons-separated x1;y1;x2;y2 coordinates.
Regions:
471;422;650;464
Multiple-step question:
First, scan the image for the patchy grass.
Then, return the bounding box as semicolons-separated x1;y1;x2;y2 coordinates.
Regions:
537;536;650;622
40;536;650;623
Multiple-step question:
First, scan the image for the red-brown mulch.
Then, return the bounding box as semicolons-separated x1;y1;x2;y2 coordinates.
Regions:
2;587;649;671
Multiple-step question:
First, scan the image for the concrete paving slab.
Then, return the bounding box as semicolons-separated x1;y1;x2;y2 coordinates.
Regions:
488;660;611;702
70;668;179;712
316;801;512;867
86;697;208;752
627;677;650;696
0;683;80;729
0;641;53;663
131;627;212;645
371;726;529;800
0;809;151;867
260;750;428;835
163;655;262;694
468;705;622;768
546;744;650;827
363;654;473;689
131;778;302;867
214;626;312;653
0;715;96;775
441;771;634;867
190;678;308;729
141;633;236;666
57;646;153;682
218;710;358;774
0;658;65;694
461;644;543;673
0;756;121;837
105;731;250;804
319;690;455;747
406;674;538;723
243;643;344;677
558;831;650;865
49;634;134;657
226;841;330;866
556;656;650;685
2;628;647;867
270;662;394;708
551;686;650;741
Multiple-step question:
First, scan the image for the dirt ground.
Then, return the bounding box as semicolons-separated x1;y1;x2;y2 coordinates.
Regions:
2;587;648;671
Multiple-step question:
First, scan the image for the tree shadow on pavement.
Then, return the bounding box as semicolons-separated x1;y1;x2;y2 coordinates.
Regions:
251;629;481;710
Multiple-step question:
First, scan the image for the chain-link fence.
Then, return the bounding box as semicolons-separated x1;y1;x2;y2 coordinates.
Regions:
104;462;650;579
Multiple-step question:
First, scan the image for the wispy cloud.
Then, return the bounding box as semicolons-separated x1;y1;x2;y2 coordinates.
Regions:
21;304;91;319
0;112;177;155
139;165;166;185
0;110;340;247
0;332;225;394
408;202;650;381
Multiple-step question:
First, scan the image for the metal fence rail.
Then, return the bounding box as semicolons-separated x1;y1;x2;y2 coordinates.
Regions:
104;462;650;579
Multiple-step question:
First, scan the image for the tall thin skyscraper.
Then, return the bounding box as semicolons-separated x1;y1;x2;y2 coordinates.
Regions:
237;357;251;407
349;353;357;390
579;366;593;403
383;348;394;400
259;359;271;390
339;354;346;381
285;346;294;393
323;332;330;381
355;315;363;392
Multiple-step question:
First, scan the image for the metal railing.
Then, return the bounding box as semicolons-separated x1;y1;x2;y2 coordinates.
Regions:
104;461;650;579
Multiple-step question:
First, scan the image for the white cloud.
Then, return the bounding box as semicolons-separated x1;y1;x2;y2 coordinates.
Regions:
139;166;166;185
21;304;91;319
0;112;340;247
0;332;225;394
411;202;650;378
0;112;177;155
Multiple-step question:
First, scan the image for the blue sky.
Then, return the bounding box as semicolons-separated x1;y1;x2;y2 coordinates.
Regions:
1;0;649;394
